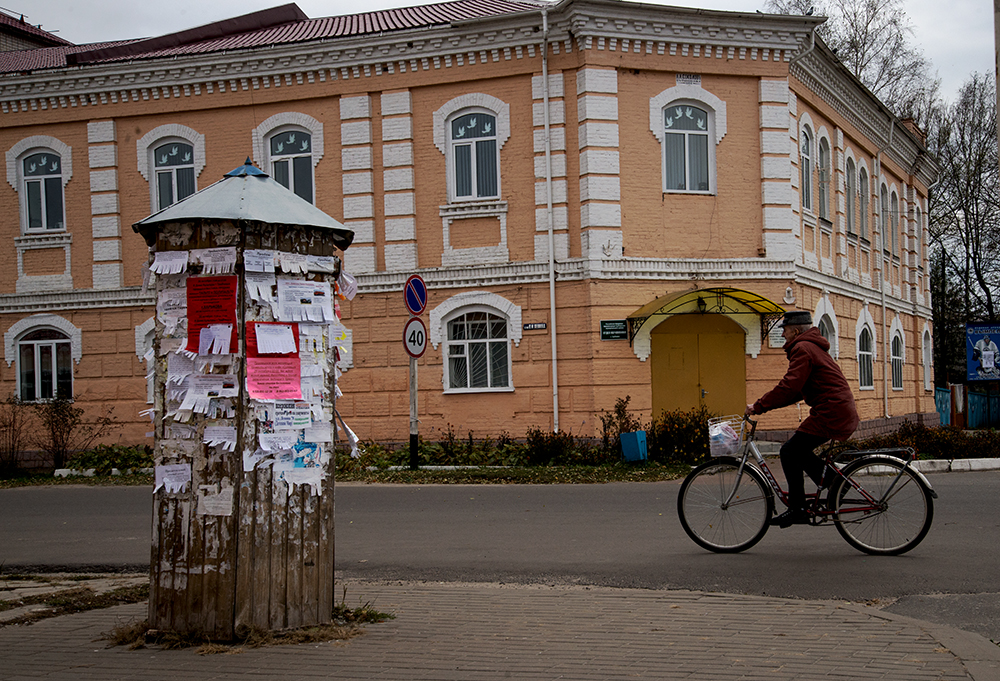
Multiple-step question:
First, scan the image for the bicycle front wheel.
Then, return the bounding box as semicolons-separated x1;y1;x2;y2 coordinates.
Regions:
677;457;773;553
831;456;934;556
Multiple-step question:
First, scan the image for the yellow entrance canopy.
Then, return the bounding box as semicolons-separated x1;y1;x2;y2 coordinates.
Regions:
626;287;787;344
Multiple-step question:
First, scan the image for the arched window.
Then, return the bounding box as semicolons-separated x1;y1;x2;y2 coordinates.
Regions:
801;126;813;212
818;314;835;349
153;142;195;210
448;111;499;201
858;327;874;389
269;130;314;203
890;190;900;255
880;184;890;252
818;137;831;220
858;168;869;242
663;104;710;192
845;158;856;235
914;206;922;265
18;329;72;401
23;151;65;231
922;329;932;391
891;332;904;389
444;308;511;391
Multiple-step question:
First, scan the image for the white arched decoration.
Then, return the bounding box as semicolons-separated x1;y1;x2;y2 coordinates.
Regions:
6;135;74;192
136;124;206;182
648;84;727;145
429;291;522;350
813;294;840;358
4;314;82;366
432;93;511;156
251;111;325;169
854;303;878;361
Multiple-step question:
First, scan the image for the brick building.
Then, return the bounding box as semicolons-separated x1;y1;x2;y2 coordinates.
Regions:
0;0;937;447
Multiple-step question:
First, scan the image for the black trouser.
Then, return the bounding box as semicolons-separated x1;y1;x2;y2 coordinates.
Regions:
779;431;829;510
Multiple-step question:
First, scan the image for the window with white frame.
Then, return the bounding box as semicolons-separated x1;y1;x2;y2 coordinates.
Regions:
915;206;922;265
880;184;889;252
858;326;874;389
922;329;932;390
890;190;900;255
845;158;856;235
153;142;195;211
663;103;711;192
859;168;869;241
23;151;65;232
818;314;835;350
818;137;831;220
18;329;72;401
444;309;511;391
269;129;313;203
801;126;813;212
891;332;904;389
449;111;498;201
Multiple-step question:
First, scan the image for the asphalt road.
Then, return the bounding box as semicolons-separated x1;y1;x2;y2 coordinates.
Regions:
1;471;997;639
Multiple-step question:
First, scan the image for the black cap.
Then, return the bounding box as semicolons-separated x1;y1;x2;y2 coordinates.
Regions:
780;310;812;327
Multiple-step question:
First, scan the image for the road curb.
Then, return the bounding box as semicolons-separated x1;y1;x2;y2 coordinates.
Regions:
912;459;1000;473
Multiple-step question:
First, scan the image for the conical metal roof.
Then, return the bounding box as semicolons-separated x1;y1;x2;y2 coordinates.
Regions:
132;159;355;251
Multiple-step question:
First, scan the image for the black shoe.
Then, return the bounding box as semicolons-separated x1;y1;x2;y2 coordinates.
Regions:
770;508;810;528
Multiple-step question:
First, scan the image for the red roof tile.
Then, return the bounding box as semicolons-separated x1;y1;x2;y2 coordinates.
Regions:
0;0;544;74
0;10;73;47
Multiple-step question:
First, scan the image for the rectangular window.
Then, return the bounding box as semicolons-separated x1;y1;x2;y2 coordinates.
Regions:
665;134;686;190
688;135;709;191
44;177;63;229
292;156;313;203
454;145;472;197
475;140;497;197
26;181;42;230
273;159;289;188
177;167;196;202
157;171;174;211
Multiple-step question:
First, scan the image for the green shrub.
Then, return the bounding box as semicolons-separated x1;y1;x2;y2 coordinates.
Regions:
844;421;1000;460
599;396;645;455
66;444;153;475
647;405;716;465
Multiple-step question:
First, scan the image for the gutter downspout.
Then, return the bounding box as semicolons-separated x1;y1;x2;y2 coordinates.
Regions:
877;116;894;419
542;9;559;433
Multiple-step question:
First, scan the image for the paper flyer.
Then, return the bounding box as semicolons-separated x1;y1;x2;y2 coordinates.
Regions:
247;356;302;400
154;463;192;493
258;432;300;452
186;276;238;354
278;252;309;274
276;278;335;323
246;321;299;357
273;400;312;430
198;324;233;355
191;247;237;275
244;249;276;273
196;483;234;516
150;250;188;275
203;425;238;452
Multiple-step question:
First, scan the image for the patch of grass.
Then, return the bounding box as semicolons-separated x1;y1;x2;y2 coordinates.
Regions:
0;583;149;627
336;462;689;485
0;472;153;489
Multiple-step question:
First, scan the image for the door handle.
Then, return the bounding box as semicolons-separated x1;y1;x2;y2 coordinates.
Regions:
701;389;708;399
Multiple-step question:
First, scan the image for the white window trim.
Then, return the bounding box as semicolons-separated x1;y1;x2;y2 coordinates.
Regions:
813;295;839;359
137;124;206;213
430;292;521;393
252;112;324;199
921;325;933;391
855;305;877;391
817;133;832;221
799;120;814;214
4;314;82;366
845;154;857;236
434;93;510;204
6;136;73;235
649;84;726;195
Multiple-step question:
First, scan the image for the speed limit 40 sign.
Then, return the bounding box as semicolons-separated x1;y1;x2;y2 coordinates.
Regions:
403;317;427;358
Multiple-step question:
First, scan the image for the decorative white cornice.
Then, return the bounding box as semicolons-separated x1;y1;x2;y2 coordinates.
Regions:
0;286;153;314
4;313;82;366
794;264;931;319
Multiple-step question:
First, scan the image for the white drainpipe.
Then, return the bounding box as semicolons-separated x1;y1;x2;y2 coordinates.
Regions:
542;8;559;432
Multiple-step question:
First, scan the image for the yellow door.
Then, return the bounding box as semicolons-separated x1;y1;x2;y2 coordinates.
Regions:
650;314;746;417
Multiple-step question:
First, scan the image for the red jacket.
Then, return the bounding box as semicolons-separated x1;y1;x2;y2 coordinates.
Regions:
753;327;859;441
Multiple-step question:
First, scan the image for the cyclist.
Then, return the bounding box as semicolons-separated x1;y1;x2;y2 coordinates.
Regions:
745;310;859;528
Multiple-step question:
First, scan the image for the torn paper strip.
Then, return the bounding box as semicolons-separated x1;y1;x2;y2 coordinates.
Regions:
243;448;269;471
335;411;362;459
308;255;339;274
196;482;234;516
245;271;276;304
199;324;233;355
278;252;309;274
150;250;189;275
154;463;192;493
167;352;194;385
191;247;237;275
337;270;358;300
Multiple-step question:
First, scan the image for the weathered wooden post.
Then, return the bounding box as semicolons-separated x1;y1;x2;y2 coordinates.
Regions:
133;160;354;639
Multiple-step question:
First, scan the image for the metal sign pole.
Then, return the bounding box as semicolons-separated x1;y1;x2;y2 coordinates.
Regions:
409;357;418;470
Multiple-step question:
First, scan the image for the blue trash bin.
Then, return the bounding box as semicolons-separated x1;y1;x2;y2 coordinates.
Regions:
620;431;647;462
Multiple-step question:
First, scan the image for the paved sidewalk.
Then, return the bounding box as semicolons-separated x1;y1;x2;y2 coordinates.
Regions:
2;580;999;680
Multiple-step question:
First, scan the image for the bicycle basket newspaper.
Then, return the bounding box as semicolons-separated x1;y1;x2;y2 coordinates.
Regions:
707;416;746;457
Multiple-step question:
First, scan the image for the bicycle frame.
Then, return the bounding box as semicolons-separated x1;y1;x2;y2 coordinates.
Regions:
726;419;934;523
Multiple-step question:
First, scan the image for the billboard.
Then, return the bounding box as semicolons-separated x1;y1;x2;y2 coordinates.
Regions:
966;322;1000;381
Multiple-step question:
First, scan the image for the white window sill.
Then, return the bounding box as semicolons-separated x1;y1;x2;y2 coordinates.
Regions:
443;386;515;395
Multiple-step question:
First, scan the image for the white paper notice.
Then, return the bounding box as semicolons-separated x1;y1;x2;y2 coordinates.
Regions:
191;247;237;274
197;483;234;516
255;324;297;354
276;279;335;323
274;400;312;430
203;425;237;452
245;271;276;304
199;324;232;355
303;422;333;443
179;374;239;414
278;252;309;274
281;467;325;496
337;270;358;301
150;251;189;275
154;463;192;493
244;249;276;273
243;448;269;471
167;352;194;385
258;432;300;452
308;255;339;273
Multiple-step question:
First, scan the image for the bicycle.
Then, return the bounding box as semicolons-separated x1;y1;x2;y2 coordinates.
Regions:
677;415;938;555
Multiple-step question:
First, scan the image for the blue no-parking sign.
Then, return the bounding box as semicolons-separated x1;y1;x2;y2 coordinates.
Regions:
404;274;427;316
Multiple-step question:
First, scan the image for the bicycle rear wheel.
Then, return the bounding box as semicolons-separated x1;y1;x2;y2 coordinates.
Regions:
831;456;933;556
677;457;773;553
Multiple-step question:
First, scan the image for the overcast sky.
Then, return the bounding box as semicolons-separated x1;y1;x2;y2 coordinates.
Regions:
6;0;992;103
